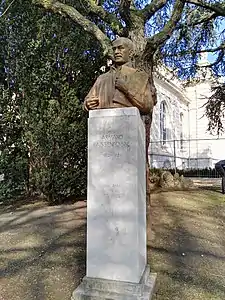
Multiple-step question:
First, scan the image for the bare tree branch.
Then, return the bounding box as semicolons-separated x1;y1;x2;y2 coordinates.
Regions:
187;0;225;16
167;41;225;56
145;0;186;54
199;50;224;68
176;11;217;29
78;0;123;35
95;0;104;5
118;0;132;27
0;0;16;18
140;0;167;23
199;43;225;53
32;0;113;56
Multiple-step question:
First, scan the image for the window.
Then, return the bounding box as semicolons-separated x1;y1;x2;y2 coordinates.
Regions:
180;112;184;150
160;101;167;145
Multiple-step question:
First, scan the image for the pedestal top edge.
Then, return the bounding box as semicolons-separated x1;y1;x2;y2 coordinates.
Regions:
89;107;140;118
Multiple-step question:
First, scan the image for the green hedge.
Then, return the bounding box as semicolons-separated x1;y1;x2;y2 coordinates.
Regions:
150;168;220;178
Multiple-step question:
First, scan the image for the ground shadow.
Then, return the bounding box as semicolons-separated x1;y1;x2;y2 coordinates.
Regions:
149;190;225;300
0;201;87;300
198;185;223;194
1;189;225;300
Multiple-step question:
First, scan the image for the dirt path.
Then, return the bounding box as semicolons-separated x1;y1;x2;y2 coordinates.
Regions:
0;201;87;300
0;188;225;300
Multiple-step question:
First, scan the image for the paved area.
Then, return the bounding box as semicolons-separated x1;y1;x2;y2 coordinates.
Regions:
191;177;221;188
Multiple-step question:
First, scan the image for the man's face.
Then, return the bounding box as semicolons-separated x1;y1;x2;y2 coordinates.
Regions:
112;40;130;65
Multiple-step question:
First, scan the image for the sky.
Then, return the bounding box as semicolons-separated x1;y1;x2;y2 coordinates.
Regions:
201;20;225;65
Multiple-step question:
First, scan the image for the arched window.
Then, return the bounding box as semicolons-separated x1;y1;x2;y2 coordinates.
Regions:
180;112;184;150
160;101;167;145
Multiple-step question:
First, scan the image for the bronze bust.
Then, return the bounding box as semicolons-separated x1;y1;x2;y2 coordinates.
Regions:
84;37;156;114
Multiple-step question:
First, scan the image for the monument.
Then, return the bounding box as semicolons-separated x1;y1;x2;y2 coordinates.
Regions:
83;37;156;115
71;38;157;299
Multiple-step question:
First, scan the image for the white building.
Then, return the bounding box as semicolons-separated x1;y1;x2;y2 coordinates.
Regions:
149;66;225;169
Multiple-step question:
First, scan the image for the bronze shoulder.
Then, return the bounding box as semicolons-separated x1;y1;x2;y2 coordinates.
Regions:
132;69;149;84
136;69;149;77
97;71;112;80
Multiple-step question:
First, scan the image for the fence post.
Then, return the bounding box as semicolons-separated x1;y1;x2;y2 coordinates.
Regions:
173;140;177;173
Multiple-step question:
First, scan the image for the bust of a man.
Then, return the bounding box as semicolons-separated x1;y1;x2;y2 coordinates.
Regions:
84;37;156;115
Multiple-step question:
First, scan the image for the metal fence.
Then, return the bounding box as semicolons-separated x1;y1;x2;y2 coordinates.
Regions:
149;137;225;177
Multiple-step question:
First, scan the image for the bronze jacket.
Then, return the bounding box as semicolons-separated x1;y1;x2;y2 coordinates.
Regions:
84;63;156;115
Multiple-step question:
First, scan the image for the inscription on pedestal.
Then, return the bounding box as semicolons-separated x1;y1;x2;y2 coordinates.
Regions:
94;134;131;151
87;108;146;283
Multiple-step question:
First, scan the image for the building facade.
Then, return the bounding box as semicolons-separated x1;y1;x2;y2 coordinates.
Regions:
149;68;225;169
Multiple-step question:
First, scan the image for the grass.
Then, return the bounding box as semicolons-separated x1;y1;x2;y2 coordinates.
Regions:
150;188;225;300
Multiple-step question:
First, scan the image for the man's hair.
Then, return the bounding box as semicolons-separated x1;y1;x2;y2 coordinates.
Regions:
112;37;134;51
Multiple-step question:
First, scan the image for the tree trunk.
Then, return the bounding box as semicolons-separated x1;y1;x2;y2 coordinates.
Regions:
129;26;156;245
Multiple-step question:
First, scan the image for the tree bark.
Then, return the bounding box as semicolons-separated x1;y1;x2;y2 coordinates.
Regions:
32;0;113;56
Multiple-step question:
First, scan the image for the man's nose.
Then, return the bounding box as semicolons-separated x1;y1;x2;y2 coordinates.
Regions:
114;48;120;54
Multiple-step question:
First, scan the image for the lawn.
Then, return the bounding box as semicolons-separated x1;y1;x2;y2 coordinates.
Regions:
150;188;225;300
0;185;224;300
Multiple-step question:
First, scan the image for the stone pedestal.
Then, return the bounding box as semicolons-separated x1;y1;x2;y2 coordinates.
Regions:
72;108;156;299
72;265;156;300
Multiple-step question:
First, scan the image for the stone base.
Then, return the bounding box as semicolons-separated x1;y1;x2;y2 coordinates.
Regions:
71;266;156;300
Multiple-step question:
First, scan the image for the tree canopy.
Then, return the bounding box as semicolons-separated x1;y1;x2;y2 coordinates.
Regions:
0;0;225;201
29;0;225;134
204;83;225;135
19;0;225;79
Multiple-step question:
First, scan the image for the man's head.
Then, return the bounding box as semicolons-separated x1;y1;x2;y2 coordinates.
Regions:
112;37;134;66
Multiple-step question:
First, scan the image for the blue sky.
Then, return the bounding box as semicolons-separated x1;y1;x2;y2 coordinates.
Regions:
207;21;225;64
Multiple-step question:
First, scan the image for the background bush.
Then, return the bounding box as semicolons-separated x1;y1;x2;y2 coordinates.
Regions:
0;1;105;203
